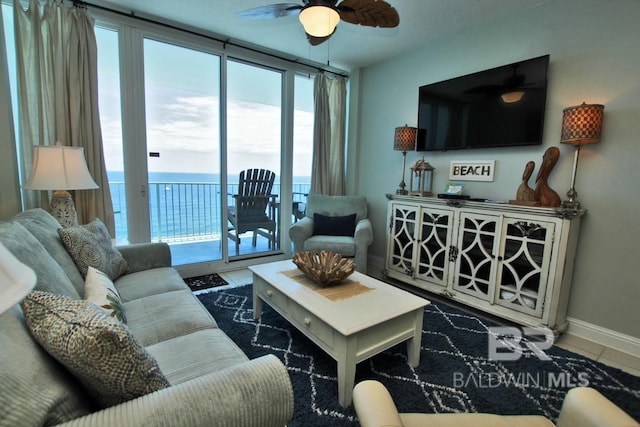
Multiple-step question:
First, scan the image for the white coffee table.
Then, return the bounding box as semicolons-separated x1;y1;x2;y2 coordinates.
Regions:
250;260;429;407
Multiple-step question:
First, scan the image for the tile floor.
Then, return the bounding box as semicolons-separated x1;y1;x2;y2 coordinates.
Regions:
214;268;640;377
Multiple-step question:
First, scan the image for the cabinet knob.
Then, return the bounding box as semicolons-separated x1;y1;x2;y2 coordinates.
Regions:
266;290;273;297
304;317;311;326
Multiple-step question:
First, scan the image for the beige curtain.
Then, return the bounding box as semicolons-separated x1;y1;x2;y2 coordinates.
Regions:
310;73;346;196
13;0;115;234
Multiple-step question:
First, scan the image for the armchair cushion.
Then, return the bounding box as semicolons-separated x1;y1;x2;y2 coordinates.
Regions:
304;235;356;257
313;213;356;237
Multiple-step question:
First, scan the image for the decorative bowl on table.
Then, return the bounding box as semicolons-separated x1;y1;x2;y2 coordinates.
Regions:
292;251;356;286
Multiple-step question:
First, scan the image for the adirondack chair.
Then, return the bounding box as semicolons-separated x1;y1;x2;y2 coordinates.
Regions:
228;169;277;255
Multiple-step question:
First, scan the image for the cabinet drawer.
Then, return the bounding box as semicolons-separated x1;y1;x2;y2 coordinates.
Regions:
290;303;334;347
258;282;287;312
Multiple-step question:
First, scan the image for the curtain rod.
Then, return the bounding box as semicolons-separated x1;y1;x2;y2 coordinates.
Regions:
72;0;348;78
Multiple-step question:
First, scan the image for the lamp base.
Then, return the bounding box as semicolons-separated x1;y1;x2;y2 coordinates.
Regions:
396;181;408;195
562;187;581;209
50;190;79;228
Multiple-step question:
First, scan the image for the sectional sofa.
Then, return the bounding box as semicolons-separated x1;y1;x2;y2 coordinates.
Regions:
0;208;293;426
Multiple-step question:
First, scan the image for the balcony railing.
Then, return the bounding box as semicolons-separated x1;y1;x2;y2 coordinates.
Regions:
110;181;310;243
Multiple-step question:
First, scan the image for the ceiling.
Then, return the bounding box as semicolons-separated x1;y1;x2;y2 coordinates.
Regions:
96;0;549;71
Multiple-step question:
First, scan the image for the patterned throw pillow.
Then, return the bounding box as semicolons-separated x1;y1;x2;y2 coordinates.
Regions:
21;291;169;408
58;218;129;280
84;266;127;323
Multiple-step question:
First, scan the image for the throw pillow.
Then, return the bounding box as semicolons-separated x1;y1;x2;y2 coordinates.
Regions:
58;218;129;281
84;266;127;324
313;213;357;237
21;291;169;408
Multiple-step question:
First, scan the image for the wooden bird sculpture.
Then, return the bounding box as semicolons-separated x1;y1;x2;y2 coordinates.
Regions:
534;147;561;207
516;161;537;202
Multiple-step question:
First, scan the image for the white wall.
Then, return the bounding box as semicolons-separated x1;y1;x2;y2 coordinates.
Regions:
351;0;640;339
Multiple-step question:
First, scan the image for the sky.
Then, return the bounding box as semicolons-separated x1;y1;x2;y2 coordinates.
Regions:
94;27;315;179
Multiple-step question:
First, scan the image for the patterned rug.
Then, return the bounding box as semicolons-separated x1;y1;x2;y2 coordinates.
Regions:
197;284;640;426
183;273;228;292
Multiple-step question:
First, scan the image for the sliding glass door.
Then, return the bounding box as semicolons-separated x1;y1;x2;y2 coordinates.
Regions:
226;60;282;258
143;38;222;265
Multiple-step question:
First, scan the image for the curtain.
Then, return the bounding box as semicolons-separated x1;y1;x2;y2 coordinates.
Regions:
310;73;347;196
13;0;115;234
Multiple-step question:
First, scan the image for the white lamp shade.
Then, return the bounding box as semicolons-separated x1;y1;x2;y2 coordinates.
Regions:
299;6;340;37
0;243;36;315
23;145;99;191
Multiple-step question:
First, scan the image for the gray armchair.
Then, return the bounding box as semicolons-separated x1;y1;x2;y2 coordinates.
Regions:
289;194;373;273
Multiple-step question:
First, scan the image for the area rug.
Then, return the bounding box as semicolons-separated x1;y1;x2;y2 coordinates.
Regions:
197;284;640;426
183;273;228;292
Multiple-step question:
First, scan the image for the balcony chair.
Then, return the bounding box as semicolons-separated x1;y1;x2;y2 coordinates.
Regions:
228;169;277;256
289;194;373;273
353;380;639;427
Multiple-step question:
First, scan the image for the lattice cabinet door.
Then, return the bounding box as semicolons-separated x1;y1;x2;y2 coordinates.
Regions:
494;218;555;317
452;211;503;301
386;203;419;277
415;207;455;288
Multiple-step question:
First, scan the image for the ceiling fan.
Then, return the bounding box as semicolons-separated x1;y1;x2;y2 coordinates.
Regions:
237;0;400;46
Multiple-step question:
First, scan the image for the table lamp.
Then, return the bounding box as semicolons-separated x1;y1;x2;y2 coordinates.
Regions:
393;125;417;195
0;243;37;315
23;144;99;227
559;102;604;209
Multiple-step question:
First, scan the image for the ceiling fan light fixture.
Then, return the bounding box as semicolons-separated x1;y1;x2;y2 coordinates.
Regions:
501;90;525;103
299;5;340;38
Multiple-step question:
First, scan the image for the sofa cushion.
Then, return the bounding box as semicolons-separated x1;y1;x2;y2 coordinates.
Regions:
84;266;127;324
58;218;129;281
0;221;81;299
115;267;188;302
0;305;92;426
123;289;218;346
22;291;170;408
146;329;249;385
313;212;356;236
13;208;86;296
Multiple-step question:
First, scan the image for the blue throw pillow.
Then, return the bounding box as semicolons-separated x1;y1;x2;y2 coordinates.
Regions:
313;213;356;237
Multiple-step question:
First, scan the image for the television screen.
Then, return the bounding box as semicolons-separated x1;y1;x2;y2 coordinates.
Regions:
417;55;549;151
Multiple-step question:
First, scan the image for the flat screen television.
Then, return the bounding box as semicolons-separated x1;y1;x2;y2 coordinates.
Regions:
417;55;549;151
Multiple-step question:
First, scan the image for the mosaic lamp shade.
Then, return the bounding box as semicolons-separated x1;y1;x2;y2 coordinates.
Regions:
559;102;605;210
393;125;417;152
560;103;604;146
393;125;417;195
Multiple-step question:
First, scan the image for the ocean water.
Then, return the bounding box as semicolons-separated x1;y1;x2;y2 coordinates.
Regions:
107;171;311;241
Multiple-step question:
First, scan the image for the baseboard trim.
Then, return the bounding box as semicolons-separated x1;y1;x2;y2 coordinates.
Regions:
370;255;640;357
566;317;640;357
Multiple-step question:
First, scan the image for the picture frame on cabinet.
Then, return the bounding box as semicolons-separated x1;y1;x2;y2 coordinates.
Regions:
449;160;495;182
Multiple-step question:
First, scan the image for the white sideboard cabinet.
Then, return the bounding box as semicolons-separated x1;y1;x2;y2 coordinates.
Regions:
384;195;584;333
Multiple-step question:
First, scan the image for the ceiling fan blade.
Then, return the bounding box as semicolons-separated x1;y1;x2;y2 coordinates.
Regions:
336;0;399;28
237;3;302;20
